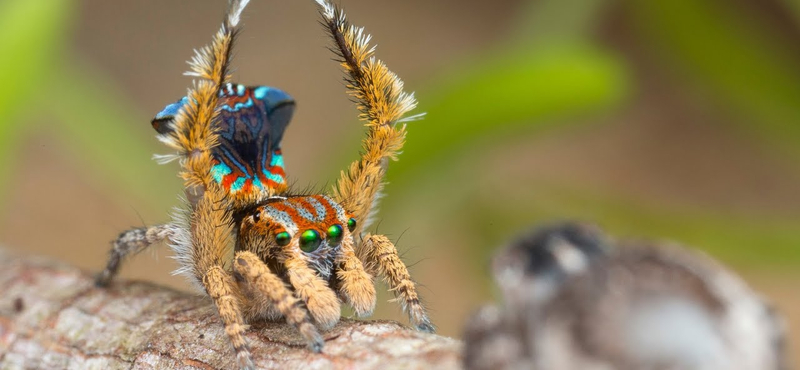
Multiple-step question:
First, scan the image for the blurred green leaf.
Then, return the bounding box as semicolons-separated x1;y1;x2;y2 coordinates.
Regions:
469;184;800;270
513;0;606;45
327;1;628;185
0;0;73;202
779;0;800;24
47;62;182;212
630;0;800;153
385;44;629;192
0;1;177;215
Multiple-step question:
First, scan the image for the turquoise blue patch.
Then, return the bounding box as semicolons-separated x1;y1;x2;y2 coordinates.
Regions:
252;176;265;190
265;151;285;183
231;177;247;192
253;86;270;100
270;152;284;168
211;163;232;184
265;170;285;184
155;97;189;120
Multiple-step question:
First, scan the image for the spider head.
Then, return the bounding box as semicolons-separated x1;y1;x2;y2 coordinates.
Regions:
492;222;610;308
239;195;356;280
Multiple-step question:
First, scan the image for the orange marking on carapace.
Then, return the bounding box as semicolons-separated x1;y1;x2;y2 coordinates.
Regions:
291;197;318;222
311;195;344;226
268;200;321;232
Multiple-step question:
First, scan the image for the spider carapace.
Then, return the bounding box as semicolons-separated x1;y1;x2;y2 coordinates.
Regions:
95;1;433;369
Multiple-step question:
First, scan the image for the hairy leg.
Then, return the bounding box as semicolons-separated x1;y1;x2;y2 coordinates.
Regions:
363;234;434;332
283;253;341;329
187;181;256;370
95;224;172;286
335;236;376;317
203;265;254;370
233;251;323;352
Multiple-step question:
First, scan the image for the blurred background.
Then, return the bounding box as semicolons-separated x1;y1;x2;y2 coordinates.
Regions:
1;0;798;363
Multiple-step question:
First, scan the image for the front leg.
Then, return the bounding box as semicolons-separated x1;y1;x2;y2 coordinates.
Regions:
95;224;172;286
363;234;434;332
233;251;323;352
335;235;376;317
202;265;254;370
283;253;342;329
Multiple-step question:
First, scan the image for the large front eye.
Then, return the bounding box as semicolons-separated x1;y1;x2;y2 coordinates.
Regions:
300;229;322;252
327;224;344;245
275;231;291;246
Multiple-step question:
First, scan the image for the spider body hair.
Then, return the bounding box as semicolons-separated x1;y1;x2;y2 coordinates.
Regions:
97;1;434;368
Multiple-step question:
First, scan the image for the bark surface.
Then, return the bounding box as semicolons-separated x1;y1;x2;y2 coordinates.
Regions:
0;249;462;369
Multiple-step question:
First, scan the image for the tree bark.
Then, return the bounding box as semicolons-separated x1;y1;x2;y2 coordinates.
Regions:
0;249;462;369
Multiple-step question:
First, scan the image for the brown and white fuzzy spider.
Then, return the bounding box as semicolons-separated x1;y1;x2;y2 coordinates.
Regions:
464;222;787;370
95;1;433;368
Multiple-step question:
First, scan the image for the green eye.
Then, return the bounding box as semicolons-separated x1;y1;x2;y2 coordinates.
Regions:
300;229;322;252
347;218;357;232
275;231;291;246
327;224;344;245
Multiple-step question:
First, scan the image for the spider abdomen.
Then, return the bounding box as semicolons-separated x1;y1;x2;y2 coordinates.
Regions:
153;83;295;203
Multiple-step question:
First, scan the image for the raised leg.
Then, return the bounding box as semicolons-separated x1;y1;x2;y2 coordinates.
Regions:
363;234;434;332
335;235;376;317
283;253;341;329
233;251;323;352
95;224;172;286
202;265;254;370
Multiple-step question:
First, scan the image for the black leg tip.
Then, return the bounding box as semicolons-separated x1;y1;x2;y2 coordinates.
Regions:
309;335;325;353
416;322;436;333
94;273;111;288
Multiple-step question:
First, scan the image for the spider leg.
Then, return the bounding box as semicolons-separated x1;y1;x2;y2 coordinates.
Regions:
105;2;256;368
318;2;419;234
202;264;254;370
363;233;434;332
316;1;435;332
95;224;172;286
184;183;255;370
233;251;323;352
283;253;341;329
335;235;376;317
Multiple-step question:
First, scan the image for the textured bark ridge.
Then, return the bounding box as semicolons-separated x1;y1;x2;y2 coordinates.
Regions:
0;249;462;369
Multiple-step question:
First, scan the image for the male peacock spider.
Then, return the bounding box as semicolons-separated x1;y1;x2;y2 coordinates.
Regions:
95;1;433;368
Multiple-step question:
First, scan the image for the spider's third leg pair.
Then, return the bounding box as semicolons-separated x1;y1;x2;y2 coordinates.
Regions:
95;224;171;287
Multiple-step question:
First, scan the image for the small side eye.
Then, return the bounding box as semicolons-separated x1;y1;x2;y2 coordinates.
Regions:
327;224;344;245
253;210;261;222
347;218;357;232
275;231;291;246
299;230;322;252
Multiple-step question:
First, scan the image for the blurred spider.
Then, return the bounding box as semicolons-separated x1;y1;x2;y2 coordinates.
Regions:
464;222;786;370
95;1;432;368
